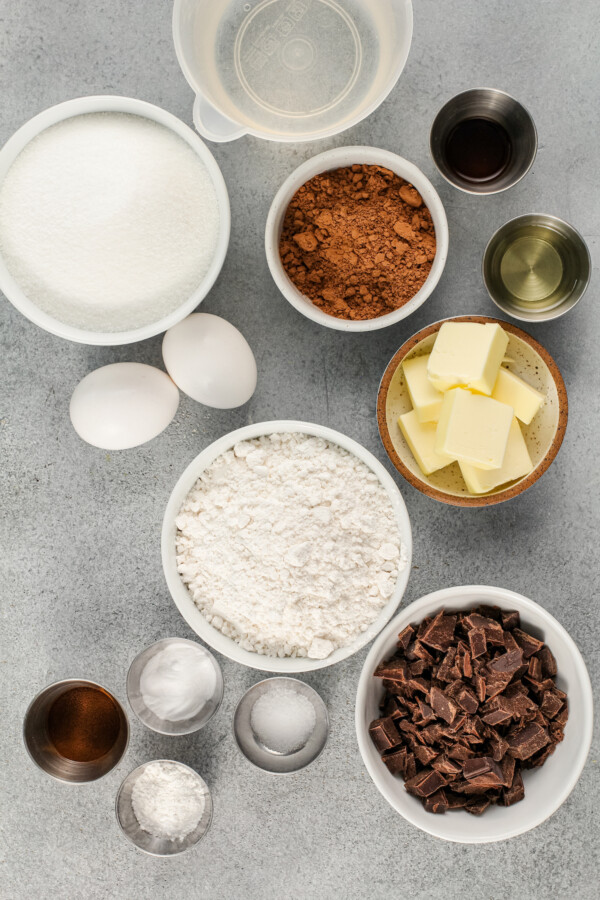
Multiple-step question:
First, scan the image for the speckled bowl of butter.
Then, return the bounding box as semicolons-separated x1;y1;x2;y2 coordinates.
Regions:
377;315;568;507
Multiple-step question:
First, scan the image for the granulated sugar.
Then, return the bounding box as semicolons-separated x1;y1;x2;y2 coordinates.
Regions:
250;686;317;754
175;432;407;659
131;761;206;842
0;112;220;332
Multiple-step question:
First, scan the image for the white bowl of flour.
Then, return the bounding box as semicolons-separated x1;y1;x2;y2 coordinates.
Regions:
162;421;412;673
0;96;230;345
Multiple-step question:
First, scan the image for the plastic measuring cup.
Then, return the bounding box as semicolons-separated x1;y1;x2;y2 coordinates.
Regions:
173;0;413;143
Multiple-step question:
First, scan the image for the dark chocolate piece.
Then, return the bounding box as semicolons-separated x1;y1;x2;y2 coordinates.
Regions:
506;723;550;760
424;789;449;814
512;628;544;658
487;648;524;677
501;771;524;806
430;686;459;725
405;768;448;798
501;609;520;630
537;646;557;677
468;627;487;659
419;610;457;652
397;625;414;650
369;717;400;752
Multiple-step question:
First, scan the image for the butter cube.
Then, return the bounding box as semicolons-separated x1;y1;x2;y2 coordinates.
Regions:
435;388;513;470
402;355;444;423
459;418;533;494
492;367;544;425
427;322;509;395
398;410;455;476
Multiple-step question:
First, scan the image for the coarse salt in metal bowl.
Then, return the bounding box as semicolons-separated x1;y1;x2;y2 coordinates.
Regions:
162;420;413;673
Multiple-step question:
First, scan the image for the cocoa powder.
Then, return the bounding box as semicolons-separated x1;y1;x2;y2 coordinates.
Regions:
279;164;436;320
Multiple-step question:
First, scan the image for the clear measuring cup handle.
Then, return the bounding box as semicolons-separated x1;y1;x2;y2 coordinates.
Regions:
192;95;247;143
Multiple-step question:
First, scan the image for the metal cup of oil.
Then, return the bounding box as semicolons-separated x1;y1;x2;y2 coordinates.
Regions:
483;214;591;322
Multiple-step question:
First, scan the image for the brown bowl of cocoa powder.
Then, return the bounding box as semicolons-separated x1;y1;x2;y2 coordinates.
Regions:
265;147;449;332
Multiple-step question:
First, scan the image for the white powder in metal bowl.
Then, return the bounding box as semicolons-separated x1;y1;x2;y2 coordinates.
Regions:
175;432;407;659
251;686;317;754
0;112;220;332
131;761;206;842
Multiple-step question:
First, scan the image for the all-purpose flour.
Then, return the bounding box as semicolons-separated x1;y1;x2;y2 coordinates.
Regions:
0;112;219;332
175;433;407;659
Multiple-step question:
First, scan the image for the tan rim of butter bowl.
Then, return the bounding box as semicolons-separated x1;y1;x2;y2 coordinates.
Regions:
377;315;568;507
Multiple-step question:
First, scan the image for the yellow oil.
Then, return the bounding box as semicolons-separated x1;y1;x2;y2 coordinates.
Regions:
489;224;577;313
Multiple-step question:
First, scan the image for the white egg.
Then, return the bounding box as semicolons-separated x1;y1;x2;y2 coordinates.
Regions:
69;362;179;450
162;313;257;409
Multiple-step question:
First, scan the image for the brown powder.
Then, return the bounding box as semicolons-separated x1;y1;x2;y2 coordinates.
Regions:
47;686;121;762
279;164;436;320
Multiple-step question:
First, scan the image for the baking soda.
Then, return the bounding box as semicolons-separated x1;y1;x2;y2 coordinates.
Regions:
0;112;220;332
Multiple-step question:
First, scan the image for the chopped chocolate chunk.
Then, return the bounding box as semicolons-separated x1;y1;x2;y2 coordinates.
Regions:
424;789;449;814
506;723;550;760
432;755;463;776
501;771;524;806
464;613;505;645
512;628;544;658
369;717;400;752
537;646;557;677
405;768;448;798
539;690;564;719
465;796;491;816
369;606;568;817
501;609;520;630
468;627;487;659
382;746;407;775
397;625;414;650
455;685;479;714
487;648;524;676
419;610;457;652
462;756;495;779
430;686;459;725
415;698;435;724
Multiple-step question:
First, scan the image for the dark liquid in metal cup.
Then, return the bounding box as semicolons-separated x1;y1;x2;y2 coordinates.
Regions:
444;117;512;183
47;685;122;762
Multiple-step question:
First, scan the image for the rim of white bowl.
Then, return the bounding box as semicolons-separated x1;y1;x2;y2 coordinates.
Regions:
0;95;231;346
355;585;594;843
265;146;449;332
161;420;413;673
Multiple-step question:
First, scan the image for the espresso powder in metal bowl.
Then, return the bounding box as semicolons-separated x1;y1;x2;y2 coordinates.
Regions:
175;432;408;660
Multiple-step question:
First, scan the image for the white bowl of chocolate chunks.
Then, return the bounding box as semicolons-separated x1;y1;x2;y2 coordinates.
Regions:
355;584;593;843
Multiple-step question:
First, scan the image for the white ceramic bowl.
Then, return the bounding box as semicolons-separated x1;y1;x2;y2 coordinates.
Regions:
0;96;231;345
162;420;412;673
356;585;593;843
265;146;449;332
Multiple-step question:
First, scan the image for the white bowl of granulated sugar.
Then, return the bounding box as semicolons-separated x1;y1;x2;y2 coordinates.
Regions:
0;96;230;345
162;421;413;673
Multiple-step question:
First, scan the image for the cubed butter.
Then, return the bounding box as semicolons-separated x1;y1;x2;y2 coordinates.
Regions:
402;354;444;423
492;367;544;425
427;322;509;395
435;388;513;470
459;418;533;494
398;410;455;476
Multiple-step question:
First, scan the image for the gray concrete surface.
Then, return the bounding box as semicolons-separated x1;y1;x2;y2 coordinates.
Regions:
1;1;598;897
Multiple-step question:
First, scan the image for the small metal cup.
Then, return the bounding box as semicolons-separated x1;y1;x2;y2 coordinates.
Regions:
126;637;223;736
430;88;537;194
23;678;129;783
233;677;329;774
115;760;212;856
483;213;591;322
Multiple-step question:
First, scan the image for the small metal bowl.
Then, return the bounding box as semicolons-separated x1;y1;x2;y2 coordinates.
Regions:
233;677;329;774
430;88;537;194
126;637;223;736
115;760;212;856
23;678;129;783
483;214;591;322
